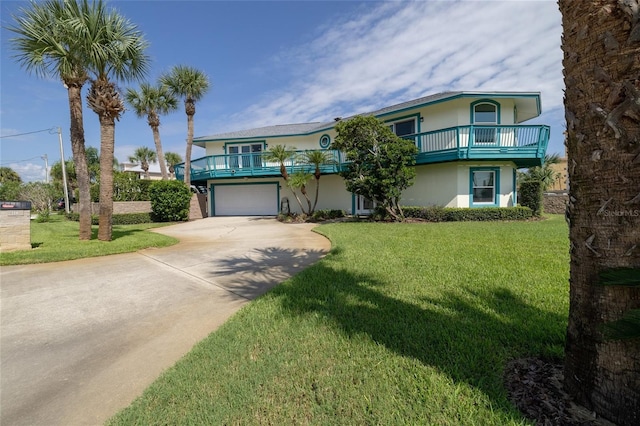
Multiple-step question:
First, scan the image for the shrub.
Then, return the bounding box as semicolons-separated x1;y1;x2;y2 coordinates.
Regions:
36;209;51;223
311;209;346;221
519;181;544;216
149;180;191;222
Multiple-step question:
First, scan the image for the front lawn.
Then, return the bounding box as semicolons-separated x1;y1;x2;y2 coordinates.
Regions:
0;215;178;265
108;215;569;425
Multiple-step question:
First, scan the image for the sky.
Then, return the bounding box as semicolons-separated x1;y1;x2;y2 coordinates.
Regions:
0;0;564;182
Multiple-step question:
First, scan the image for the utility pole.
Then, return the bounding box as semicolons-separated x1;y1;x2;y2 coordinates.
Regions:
41;154;49;183
57;127;70;214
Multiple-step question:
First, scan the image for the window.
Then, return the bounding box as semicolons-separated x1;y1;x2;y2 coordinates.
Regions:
388;118;417;146
228;143;263;169
319;134;331;149
473;102;498;144
470;168;499;206
391;119;416;136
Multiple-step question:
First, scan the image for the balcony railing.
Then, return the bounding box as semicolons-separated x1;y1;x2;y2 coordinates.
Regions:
404;124;549;166
176;149;344;182
176;124;549;182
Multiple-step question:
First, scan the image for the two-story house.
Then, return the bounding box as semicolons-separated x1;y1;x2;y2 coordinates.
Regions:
176;91;550;216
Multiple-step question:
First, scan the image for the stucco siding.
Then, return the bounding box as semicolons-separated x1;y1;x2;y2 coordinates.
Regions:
401;163;459;207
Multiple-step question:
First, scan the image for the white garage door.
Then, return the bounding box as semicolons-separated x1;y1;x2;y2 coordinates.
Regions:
213;183;278;216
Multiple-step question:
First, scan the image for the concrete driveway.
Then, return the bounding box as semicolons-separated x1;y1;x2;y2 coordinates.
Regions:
0;217;330;426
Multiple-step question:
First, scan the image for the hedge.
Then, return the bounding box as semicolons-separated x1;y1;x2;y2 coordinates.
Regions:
397;206;534;222
66;212;152;225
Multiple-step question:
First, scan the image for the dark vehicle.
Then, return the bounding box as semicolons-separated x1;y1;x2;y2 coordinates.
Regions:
56;197;76;210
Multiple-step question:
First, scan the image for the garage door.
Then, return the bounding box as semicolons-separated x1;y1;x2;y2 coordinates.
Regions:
213;183;278;216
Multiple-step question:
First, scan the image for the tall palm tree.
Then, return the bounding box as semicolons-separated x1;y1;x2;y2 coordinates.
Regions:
164;152;183;179
7;0;94;240
559;1;639;425
160;65;210;187
128;146;157;179
125;82;177;180
83;3;150;241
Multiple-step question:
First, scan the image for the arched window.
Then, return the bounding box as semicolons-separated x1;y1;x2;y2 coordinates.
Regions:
472;102;498;143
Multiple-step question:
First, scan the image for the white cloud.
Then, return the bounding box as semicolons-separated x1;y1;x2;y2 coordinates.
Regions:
7;162;47;183
220;0;564;152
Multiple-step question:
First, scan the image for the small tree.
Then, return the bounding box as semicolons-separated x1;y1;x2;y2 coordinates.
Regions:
19;182;58;217
301;150;332;214
333;115;418;221
287;170;313;215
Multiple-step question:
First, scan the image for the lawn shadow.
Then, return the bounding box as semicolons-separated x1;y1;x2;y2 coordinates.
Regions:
270;255;566;418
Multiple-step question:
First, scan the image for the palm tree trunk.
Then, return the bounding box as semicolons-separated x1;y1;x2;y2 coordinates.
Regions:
151;125;168;180
67;84;92;240
312;177;320;214
184;108;194;187
97;114;115;241
560;1;640;425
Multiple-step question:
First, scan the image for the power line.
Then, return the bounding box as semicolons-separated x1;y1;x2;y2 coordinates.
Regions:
0;156;44;166
0;127;57;139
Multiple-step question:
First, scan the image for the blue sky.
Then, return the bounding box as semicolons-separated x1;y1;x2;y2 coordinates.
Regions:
1;0;564;182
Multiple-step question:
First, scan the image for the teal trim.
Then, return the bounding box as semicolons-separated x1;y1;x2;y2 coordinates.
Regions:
194;93;542;144
470;99;501;124
512;169;517;206
469;167;501;208
384;113;421;131
319;134;331;149
351;193;356;215
210;181;280;216
223;140;266;154
177;125;550;182
373;92;541;121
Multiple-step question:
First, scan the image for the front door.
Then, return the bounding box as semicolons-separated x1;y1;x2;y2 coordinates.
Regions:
355;194;375;215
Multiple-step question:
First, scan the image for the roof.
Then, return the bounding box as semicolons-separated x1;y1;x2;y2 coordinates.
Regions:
194;91;541;145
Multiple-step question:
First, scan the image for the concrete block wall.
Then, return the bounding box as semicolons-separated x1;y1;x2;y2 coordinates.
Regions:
189;194;207;220
0;209;31;252
87;201;152;214
543;192;568;215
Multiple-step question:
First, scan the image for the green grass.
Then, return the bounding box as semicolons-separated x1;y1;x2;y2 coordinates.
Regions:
108;215;569;425
0;215;178;265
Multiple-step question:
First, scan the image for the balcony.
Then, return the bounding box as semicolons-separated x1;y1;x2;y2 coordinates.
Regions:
176;149;344;182
406;124;550;168
176;124;549;183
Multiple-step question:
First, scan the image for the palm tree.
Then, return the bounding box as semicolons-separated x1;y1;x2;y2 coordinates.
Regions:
559;1;639;425
518;153;562;191
125;82;177;180
159;65;210;186
264;144;296;182
0;167;22;184
83;3;150;241
287;170;313;215
164;152;183;179
301;150;332;214
7;0;94;240
128;147;157;179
